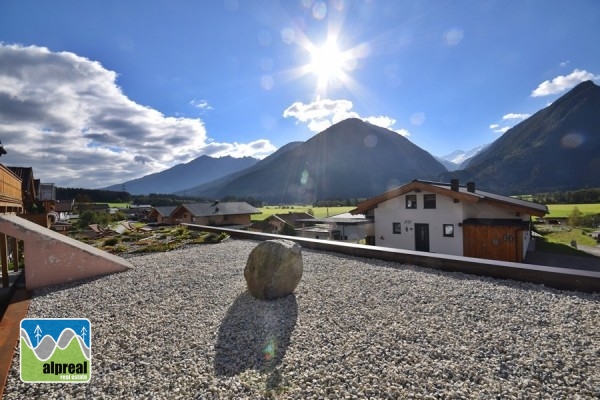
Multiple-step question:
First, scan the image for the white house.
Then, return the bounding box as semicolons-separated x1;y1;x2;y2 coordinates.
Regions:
295;212;374;242
351;179;548;263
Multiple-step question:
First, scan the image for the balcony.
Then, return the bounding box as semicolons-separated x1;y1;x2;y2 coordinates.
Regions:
0;165;23;214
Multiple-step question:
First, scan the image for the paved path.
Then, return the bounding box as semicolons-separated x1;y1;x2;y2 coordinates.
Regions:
525;248;600;272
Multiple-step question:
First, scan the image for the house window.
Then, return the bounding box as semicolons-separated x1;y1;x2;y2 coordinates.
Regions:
406;195;417;209
443;224;454;237
393;222;402;234
424;194;436;209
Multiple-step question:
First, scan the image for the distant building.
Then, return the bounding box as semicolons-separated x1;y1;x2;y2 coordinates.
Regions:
171;202;261;229
296;212;374;242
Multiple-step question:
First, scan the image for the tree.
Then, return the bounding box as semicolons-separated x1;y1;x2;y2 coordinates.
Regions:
280;223;296;236
568;207;583;227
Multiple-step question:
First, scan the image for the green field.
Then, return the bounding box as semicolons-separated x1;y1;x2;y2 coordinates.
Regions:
252;205;356;221
545;203;600;218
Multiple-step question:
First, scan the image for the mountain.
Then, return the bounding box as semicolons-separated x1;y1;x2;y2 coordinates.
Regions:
436;144;490;171
178;118;447;203
103;155;258;195
442;80;600;194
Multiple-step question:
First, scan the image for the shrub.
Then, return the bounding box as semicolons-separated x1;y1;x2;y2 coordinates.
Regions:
102;237;120;246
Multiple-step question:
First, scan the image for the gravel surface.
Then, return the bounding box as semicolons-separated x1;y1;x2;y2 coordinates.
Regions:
4;239;600;399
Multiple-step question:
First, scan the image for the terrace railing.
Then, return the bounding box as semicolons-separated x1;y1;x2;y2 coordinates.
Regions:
0;164;23;287
0;165;23;213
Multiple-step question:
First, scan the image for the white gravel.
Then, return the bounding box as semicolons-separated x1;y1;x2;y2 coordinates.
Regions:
4;238;600;399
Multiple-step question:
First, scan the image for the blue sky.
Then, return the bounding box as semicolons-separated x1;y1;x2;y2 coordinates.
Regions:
0;0;599;188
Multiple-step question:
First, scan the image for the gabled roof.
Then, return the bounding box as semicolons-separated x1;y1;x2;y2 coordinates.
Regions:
351;179;548;217
175;202;261;217
53;200;74;213
248;220;274;230
266;212;315;224
150;206;177;217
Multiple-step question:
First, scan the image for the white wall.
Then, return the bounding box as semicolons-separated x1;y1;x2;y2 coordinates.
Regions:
374;192;464;255
334;223;373;242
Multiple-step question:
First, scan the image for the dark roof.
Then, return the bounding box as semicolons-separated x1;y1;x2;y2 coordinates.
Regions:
178;202;261;217
53;200;74;213
248;220;274;230
152;206;177;216
351;179;548;217
267;212;315;224
462;218;530;227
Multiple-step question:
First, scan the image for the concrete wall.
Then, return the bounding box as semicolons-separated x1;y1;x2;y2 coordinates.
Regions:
183;223;600;293
0;214;132;290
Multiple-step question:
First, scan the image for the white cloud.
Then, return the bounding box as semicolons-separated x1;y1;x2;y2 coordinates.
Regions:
502;113;530;121
490;111;531;134
0;44;275;188
531;69;599;97
490;125;510;134
442;28;464;46
190;99;213;111
283;98;409;136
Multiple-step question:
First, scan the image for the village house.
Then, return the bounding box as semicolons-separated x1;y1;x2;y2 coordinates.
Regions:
53;199;75;221
170;201;261;229
351;179;548;263
248;212;316;234
295;212;374;242
147;206;177;225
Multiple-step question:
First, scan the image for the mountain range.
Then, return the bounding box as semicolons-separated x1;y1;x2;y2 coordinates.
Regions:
104;80;600;200
443;80;600;194
435;144;490;171
103;155;257;195
175;118;447;203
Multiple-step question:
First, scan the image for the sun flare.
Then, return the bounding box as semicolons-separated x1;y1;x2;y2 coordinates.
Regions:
308;40;348;82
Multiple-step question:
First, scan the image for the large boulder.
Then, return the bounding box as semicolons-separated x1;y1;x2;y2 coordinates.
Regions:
244;239;303;300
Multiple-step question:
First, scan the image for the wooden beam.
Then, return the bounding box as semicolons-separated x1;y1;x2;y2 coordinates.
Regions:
0;289;32;398
0;234;7;288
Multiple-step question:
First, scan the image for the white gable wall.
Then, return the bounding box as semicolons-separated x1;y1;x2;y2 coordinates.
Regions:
374;191;464;255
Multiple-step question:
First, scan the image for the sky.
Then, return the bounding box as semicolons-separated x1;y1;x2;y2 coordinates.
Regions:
0;0;599;189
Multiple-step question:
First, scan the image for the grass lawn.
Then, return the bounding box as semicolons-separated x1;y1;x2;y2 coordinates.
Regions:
253;205;356;221
535;225;599;257
545;203;600;217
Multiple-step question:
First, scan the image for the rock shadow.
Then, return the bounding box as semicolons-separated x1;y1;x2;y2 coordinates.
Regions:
214;291;298;384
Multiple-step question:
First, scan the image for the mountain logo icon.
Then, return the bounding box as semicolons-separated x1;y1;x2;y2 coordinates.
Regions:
20;318;91;383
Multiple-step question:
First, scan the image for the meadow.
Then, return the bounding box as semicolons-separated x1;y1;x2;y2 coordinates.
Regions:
545;203;600;217
252;205;355;221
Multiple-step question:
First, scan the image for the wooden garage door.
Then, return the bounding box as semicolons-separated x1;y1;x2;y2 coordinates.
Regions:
463;225;523;262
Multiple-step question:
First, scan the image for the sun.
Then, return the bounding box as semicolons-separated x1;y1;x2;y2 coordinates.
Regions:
308;40;348;82
289;28;368;96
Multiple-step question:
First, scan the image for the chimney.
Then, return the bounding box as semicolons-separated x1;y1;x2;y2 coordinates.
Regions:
466;182;476;193
450;179;459;192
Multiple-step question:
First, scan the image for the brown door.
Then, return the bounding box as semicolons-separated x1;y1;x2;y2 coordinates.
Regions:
463;225;523;262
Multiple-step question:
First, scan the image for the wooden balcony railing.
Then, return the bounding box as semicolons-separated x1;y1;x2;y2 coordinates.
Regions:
0;165;23;212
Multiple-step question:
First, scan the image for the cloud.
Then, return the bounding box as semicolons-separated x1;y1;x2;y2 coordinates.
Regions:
190;99;213;112
502;113;530;121
489;111;532;134
283;98;409;136
531;69;599;97
0;44;275;188
442;28;464;46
